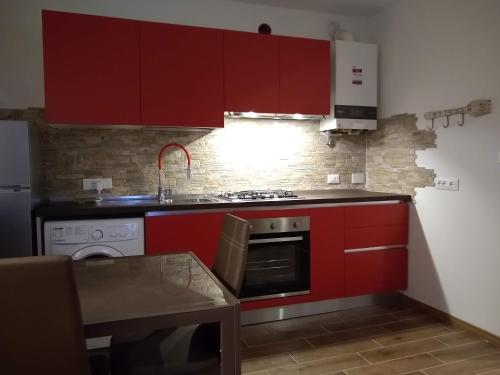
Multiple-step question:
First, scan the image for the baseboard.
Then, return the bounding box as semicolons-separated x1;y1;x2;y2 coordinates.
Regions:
241;293;401;325
399;294;500;346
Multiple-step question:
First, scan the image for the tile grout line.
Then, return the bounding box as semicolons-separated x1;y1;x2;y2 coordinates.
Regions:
426;351;446;364
415;351;500;373
356;351;374;365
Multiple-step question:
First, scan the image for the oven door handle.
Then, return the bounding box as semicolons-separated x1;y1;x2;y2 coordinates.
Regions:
248;236;303;244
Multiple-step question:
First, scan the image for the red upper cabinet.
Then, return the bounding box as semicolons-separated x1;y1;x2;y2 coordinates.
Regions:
42;10;141;125
279;36;330;115
140;22;224;127
223;31;280;113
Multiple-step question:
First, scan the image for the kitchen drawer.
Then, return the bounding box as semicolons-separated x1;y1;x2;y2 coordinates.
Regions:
345;225;408;249
345;203;408;228
345;247;408;297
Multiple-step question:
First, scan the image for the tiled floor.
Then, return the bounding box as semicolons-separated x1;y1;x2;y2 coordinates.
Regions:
241;302;500;375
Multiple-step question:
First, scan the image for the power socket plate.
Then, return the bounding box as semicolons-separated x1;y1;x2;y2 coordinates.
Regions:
327;174;340;184
83;178;112;190
436;177;459;191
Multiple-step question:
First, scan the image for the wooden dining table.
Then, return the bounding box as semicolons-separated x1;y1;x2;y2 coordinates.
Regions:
74;252;241;375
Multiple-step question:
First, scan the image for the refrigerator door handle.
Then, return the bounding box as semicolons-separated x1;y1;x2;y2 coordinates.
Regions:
0;185;31;191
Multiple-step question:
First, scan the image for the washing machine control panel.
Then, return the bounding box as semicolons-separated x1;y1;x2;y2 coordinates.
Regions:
50;222;139;244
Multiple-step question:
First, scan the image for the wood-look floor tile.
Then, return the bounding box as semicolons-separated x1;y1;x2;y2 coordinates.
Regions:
292;338;379;363
404;372;426;375
478;369;500;374
308;325;388;347
244;326;328;346
424;352;500;375
323;313;398;333
372;324;454;346
359;338;447;363
391;309;427;320
268;353;368;375
242;353;295;373
382;316;442;332
346;353;442;375
243;339;311;360
430;341;500;363
336;305;402;321
436;331;485;347
242;371;269;375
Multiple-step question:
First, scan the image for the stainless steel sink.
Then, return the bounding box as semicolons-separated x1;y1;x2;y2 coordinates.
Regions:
179;197;213;203
79;194;222;206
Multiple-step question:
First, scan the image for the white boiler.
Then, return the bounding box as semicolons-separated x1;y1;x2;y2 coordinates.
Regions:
320;40;378;132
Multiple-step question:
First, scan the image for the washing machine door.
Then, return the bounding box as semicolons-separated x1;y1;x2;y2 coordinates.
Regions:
72;245;125;260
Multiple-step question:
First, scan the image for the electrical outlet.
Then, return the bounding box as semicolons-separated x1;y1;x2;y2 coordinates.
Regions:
435;177;459;191
327;174;340;184
351;173;365;184
83;178;112;191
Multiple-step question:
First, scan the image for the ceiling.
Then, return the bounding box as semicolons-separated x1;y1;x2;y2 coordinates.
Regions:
226;0;395;17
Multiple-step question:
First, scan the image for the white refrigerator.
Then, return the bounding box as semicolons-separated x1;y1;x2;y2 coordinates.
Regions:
0;120;40;257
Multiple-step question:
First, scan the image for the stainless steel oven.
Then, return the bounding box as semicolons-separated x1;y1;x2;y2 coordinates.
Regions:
239;216;310;301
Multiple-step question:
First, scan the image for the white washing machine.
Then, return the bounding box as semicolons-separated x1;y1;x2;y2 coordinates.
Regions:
43;217;144;350
44;217;144;259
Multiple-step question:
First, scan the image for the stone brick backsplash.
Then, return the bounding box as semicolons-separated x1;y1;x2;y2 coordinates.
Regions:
366;114;437;198
0;108;366;200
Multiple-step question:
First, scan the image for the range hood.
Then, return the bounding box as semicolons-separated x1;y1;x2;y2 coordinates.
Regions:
320;40;378;134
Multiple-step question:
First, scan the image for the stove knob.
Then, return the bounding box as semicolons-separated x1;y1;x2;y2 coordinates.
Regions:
91;230;103;240
293;222;298;229
270;223;276;230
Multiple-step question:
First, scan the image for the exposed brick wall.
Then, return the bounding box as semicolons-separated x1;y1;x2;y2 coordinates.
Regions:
0;108;366;199
366;114;437;198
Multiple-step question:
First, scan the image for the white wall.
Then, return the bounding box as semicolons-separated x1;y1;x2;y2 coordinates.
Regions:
0;0;369;109
369;0;500;336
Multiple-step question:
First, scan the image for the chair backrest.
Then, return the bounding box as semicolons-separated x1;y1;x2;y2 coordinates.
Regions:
212;214;251;297
0;255;91;375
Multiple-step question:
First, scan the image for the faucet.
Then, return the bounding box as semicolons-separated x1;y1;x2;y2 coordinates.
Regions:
157;143;191;202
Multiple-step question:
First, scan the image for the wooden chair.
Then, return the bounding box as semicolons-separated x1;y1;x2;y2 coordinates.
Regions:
0;255;107;375
110;213;251;375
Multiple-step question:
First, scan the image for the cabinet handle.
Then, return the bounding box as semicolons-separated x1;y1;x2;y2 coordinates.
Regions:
344;245;406;254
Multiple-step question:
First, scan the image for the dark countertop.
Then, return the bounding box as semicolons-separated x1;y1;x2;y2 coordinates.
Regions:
35;189;411;220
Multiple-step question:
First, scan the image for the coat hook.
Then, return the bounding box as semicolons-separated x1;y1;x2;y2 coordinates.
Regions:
427;117;434;131
443;115;450;128
457;112;465;126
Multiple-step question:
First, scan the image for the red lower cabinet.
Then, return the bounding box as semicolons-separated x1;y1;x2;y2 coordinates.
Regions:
345;248;408;297
145;213;225;267
309;207;345;300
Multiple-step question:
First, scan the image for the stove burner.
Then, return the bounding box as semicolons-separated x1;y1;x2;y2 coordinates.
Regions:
218;189;299;201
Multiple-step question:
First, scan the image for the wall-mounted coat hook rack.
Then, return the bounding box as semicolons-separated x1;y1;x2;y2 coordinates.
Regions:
424;99;492;130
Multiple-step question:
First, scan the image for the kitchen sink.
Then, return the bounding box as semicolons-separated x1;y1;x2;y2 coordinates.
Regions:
179;197;213;203
78;194;222;206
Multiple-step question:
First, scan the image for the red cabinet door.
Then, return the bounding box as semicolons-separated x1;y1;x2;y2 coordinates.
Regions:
140;22;224;127
310;207;345;300
42;10;141;125
224;31;279;113
345;248;408;296
145;213;225;267
279;36;330;115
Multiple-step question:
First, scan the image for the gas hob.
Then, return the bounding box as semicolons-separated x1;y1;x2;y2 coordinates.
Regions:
217;189;301;202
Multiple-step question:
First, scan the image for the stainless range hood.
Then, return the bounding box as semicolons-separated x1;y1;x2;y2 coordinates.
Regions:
225;111;322;121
